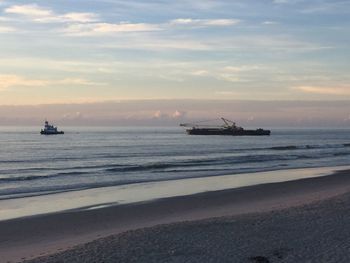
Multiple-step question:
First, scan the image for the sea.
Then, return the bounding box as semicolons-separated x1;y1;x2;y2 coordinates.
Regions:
0;127;350;201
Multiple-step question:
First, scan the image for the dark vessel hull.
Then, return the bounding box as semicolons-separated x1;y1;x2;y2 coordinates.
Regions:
186;128;270;136
40;131;64;135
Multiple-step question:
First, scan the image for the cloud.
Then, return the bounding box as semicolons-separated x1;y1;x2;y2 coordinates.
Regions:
61;13;98;23
0;25;15;32
5;4;98;23
63;18;238;37
215;91;240;96
262;21;278;25
100;33;327;52
169;18;240;27
172;110;186;118
63;22;161;36
163;64;266;83
153;110;162;118
62;111;84;120
5;4;52;17
300;2;350;14
0;57;118;74
223;65;262;73
218;74;241;82
153;110;186;119
101;36;211;50
293;86;350;95
58;78;106;86
190;70;210;76
215;65;264;83
0;74;105;90
0;74;48;90
196;65;264;83
273;0;292;4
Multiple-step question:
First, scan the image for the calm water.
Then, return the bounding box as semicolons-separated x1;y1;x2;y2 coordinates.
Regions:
0;127;350;199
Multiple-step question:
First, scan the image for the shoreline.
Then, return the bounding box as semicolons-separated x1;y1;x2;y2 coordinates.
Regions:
0;167;350;262
1;165;348;221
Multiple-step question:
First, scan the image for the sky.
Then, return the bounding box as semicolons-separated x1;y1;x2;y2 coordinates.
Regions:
0;0;349;126
0;0;349;104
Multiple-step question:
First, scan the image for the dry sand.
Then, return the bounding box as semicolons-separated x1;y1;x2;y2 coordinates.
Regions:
25;192;350;263
1;169;350;262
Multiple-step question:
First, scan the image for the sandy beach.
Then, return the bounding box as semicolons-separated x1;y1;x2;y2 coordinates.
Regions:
1;168;350;262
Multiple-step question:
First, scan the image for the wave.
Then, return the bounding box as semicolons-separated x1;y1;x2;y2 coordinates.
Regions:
2;162;348;200
269;143;350;151
1;142;349;167
333;152;350;157
105;154;314;173
0;164;128;175
0;171;88;182
270;146;299;150
2;149;349;183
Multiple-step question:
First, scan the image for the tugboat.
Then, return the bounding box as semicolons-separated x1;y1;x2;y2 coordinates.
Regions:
40;120;64;135
180;118;270;136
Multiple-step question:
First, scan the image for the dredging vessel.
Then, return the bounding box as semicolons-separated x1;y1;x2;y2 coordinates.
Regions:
40;120;64;135
180;118;270;136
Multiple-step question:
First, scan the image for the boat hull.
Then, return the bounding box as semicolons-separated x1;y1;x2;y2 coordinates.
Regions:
40;131;64;135
186;128;270;136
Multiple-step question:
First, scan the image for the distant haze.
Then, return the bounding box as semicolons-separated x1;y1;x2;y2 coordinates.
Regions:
0;100;349;128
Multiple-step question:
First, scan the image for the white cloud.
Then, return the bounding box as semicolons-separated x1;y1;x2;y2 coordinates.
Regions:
214;65;264;83
5;4;52;17
191;70;210;76
0;74;48;90
262;21;278;25
0;74;105;91
63;22;161;36
148;63;265;83
293;86;350;95
59;78;106;86
62;111;84;120
137;39;210;50
153;110;163;118
0;25;15;32
0;57;118;74
5;4;98;23
62;13;98;23
62;18;238;37
172;110;182;118
223;65;262;72
152;110;186;119
170;18;240;27
218;74;241;82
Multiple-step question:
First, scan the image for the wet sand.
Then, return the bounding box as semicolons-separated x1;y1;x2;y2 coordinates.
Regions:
1;168;350;262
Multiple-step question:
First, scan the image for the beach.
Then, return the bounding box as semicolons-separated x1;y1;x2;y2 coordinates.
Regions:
1;167;350;262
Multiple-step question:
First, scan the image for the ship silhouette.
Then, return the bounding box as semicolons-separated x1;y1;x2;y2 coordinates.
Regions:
40;120;64;135
180;118;270;136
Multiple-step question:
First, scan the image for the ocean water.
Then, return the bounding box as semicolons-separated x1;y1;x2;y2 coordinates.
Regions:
0;127;350;200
